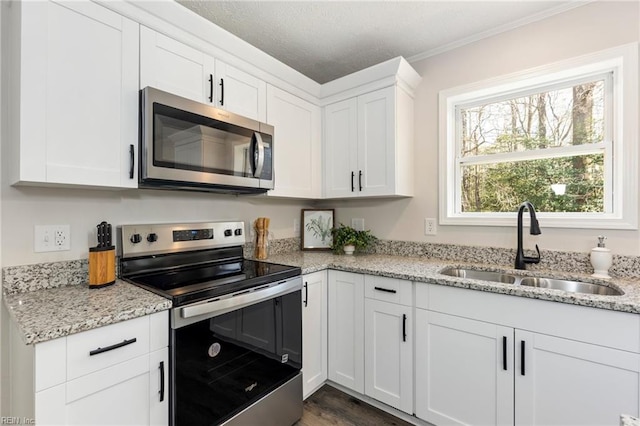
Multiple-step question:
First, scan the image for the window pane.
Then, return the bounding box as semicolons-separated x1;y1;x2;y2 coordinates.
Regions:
461;154;604;213
460;80;605;157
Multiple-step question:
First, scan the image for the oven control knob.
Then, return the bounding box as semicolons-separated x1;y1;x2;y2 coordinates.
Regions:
224;229;232;237
147;233;158;243
130;233;142;244
234;228;243;236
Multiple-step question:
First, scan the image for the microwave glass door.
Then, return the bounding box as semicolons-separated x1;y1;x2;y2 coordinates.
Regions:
153;103;272;180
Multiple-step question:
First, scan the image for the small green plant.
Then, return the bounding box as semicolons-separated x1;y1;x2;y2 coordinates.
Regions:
331;223;377;254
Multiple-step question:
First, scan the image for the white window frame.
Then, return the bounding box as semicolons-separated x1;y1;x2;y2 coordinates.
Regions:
439;43;639;229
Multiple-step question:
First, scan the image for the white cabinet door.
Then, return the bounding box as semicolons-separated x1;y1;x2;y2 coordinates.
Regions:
515;330;640;426
364;299;412;414
324;97;359;198
323;86;413;199
149;349;169;426
215;61;267;122
302;271;328;398
266;85;322;198
415;310;514;426
140;26;215;104
15;0;139;188
357;86;396;197
328;271;364;393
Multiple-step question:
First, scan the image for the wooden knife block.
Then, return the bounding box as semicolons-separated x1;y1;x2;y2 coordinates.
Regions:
89;246;116;288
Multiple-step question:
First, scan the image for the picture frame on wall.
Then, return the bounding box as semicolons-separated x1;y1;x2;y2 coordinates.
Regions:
301;209;334;251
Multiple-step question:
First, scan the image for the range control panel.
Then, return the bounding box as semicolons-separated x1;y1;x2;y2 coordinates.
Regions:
118;221;245;257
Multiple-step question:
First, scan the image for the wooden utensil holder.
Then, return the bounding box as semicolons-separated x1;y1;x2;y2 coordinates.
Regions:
89;246;116;288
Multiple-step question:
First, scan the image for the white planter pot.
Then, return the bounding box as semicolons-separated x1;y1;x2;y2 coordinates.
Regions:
343;245;355;255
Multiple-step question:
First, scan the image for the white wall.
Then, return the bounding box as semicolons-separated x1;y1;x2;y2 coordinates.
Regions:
328;1;640;256
0;185;312;266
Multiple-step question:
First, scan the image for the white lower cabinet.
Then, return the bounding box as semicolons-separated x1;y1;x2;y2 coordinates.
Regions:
515;330;640;426
10;312;169;426
328;270;365;393
415;310;514;425
416;285;640;426
302;271;328;399
364;276;413;414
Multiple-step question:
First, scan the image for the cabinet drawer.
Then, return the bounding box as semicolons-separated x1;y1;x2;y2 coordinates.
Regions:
66;315;150;380
364;275;412;306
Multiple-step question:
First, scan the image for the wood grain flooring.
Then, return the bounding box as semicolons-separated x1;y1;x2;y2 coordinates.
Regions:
295;385;413;426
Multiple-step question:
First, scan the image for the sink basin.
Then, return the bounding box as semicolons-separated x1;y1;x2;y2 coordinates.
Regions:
519;277;623;296
440;267;516;284
439;267;624;296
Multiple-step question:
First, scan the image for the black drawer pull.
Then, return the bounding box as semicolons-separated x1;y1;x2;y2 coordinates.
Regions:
219;78;225;105
402;314;407;342
303;281;308;307
503;336;507;371
159;361;165;402
521;340;525;376
89;337;137;356
208;74;213;103
351;171;355;192
128;144;134;179
374;286;396;294
359;170;363;191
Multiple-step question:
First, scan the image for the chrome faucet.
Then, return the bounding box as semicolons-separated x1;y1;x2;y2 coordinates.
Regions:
515;201;541;270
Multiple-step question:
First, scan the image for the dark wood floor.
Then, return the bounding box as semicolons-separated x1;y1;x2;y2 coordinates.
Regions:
295;385;413;426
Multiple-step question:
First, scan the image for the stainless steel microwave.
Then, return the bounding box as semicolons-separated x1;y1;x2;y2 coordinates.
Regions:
140;87;274;193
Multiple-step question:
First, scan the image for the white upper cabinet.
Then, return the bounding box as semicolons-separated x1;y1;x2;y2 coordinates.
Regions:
266;85;322;198
323;85;415;198
215;61;267;122
140;27;266;122
140;26;215;105
5;0;139;189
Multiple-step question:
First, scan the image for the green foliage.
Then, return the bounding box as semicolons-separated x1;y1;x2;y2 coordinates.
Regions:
331;224;377;254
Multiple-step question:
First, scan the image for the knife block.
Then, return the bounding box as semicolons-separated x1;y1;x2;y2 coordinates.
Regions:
89;246;116;288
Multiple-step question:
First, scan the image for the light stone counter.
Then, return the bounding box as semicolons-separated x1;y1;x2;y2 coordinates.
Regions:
622;415;640;426
264;251;640;314
3;280;171;345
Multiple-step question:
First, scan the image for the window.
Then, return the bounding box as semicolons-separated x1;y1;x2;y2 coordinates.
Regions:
439;43;638;229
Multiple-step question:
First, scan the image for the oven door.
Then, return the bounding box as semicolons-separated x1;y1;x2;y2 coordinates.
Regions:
140;87;274;192
170;276;302;426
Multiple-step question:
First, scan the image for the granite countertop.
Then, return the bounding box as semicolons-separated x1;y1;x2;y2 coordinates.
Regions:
4;280;171;345
622;415;640;426
264;251;640;314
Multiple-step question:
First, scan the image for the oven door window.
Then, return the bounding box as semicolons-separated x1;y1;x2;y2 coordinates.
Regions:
153;103;272;179
174;289;301;425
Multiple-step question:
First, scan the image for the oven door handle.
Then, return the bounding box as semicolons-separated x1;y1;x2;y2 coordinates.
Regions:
180;277;301;319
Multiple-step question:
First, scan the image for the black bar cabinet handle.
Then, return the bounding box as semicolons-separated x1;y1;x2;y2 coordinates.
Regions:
89;337;137;356
208;74;213;103
374;286;397;294
303;282;308;307
503;336;507;371
521;340;525;376
402;314;407;342
159;361;165;402
351;171;355;192
359;170;363;191
128;144;134;179
219;78;224;105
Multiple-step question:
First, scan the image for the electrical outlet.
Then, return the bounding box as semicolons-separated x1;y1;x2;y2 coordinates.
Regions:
35;225;70;252
424;218;437;236
351;218;365;231
293;218;301;236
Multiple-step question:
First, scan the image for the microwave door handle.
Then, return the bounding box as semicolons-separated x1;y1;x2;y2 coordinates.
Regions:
253;132;265;178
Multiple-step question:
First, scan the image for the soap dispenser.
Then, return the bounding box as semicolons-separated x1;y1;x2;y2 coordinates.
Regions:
590;235;613;279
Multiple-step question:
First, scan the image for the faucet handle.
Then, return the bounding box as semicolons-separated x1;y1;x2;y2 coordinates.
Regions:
525;244;541;264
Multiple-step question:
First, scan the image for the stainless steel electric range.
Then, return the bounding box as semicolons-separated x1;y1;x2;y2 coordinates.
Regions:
118;222;303;426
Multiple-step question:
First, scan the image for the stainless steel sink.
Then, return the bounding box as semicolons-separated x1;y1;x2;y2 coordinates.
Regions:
519;277;623;296
439;267;624;296
439;267;516;284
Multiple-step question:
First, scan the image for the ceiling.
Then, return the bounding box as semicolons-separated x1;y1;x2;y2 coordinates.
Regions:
176;1;586;84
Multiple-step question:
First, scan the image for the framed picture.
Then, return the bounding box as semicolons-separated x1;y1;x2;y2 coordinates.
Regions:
301;209;334;250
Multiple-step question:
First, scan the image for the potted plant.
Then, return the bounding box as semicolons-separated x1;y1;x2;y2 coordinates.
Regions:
331;223;377;255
